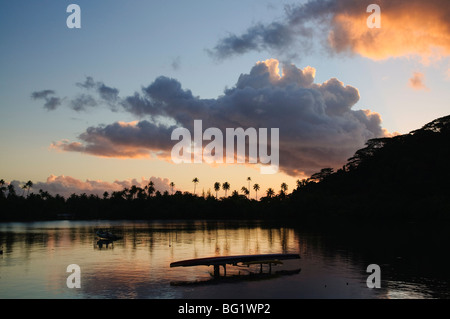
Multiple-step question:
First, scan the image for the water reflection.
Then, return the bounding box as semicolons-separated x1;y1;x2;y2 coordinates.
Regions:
0;220;449;299
95;239;115;249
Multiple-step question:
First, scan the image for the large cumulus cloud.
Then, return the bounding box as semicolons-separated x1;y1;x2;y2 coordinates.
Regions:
41;59;389;177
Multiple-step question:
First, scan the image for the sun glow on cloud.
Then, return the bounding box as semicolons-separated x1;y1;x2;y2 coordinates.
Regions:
210;0;450;66
329;1;450;63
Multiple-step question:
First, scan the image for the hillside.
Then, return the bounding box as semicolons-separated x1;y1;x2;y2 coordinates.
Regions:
290;115;450;221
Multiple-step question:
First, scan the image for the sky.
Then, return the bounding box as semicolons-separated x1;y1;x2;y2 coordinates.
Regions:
1;0;450;198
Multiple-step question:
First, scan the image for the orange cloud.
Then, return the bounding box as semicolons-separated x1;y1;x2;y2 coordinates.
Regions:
329;0;450;63
408;72;429;91
210;0;450;64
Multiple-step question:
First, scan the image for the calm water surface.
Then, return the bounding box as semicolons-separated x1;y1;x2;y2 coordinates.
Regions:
0;220;449;299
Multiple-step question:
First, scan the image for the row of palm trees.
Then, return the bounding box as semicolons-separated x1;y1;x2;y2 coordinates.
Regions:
1;177;298;201
0;179;33;198
190;177;290;200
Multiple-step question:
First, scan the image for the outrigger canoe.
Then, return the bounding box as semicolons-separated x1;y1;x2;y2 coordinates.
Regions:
170;253;300;277
95;230;122;241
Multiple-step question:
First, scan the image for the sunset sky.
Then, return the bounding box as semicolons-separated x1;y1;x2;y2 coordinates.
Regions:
1;0;450;197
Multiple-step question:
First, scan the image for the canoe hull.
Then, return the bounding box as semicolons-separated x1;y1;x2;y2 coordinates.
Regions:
170;253;300;268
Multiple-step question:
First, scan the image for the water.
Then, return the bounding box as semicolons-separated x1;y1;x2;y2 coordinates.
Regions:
0;220;449;299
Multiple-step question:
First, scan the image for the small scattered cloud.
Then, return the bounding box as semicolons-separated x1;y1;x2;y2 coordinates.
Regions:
408;72;429;91
31;90;63;111
33;76;120;112
171;56;181;70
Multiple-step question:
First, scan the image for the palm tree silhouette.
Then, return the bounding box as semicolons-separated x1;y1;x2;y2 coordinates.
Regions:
241;186;249;197
7;184;16;197
214;182;221;199
222;182;230;197
253;183;260;200
0;179;6;198
296;179;308;189
129;185;138;199
22;181;33;197
170;182;175;195
192;177;199;195
147;181;155;197
266;188;275;198
247;177;251;197
26;181;33;196
280;182;288;197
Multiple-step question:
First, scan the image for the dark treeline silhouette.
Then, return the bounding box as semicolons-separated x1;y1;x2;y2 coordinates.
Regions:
0;184;290;221
289;114;450;222
1;115;450;222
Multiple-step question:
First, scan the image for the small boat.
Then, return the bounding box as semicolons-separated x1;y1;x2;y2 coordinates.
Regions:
95;229;122;241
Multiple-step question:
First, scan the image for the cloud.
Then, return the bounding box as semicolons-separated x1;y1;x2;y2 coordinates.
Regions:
51;121;177;158
32;77;121;112
76;76;120;109
70;94;98;111
9;175;174;198
445;68;450;81
31;90;62;110
208;0;450;62
171;56;181;70
51;59;389;177
408;72;429;91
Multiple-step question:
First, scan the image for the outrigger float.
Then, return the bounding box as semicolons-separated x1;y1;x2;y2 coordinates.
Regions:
170;253;300;278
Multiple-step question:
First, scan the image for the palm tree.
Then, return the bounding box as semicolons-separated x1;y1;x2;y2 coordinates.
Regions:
0;179;6;198
266;188;275;198
213;182;221;199
192;177;199;195
147;181;155;197
222;182;230;197
25;180;33;197
247;177;251;197
7;184;16;197
296;179;309;189
137;187;146;200
280;182;288;196
129;185;138;199
170;182;175;195
253;183;260;200
241;186;249;197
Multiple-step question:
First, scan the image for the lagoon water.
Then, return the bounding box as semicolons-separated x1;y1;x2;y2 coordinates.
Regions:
0;220;449;299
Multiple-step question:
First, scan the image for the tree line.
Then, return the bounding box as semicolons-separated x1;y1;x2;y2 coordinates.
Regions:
0;177;297;221
2;114;450;222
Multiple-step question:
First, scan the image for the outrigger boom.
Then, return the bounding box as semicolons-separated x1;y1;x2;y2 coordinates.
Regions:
170;253;300;278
